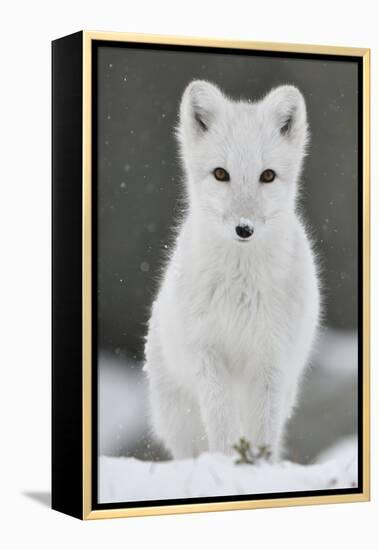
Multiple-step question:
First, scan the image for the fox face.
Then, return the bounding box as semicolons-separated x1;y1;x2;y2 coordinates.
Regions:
178;80;309;243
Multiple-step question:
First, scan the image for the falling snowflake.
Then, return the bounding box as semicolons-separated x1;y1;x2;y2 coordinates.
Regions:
140;261;150;273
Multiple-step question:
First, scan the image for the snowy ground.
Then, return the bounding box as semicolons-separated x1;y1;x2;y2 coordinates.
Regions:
99;437;358;503
98;329;358;503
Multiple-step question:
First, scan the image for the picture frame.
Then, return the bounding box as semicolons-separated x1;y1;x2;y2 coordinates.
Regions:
52;30;370;520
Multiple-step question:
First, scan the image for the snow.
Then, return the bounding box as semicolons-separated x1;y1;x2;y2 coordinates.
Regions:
312;329;357;375
99;444;357;503
316;435;358;464
140;261;150;272
97;329;358;502
98;354;147;456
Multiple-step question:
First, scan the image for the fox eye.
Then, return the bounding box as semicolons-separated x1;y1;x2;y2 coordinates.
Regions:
260;169;276;183
213;167;230;182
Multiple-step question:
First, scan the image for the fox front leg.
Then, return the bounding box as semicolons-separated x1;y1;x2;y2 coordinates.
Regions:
251;369;290;462
195;350;239;455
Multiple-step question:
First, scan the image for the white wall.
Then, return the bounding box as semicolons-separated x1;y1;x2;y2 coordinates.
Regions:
0;1;377;548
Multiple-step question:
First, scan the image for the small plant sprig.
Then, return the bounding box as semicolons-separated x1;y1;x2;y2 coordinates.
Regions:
233;437;272;465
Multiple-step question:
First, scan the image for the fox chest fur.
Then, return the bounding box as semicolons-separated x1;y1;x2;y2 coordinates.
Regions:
179;259;275;376
156;218;308;386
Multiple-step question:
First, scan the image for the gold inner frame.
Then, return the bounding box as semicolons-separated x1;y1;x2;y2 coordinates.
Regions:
82;31;370;520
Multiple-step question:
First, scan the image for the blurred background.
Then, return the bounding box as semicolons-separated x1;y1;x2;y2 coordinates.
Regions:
97;44;359;464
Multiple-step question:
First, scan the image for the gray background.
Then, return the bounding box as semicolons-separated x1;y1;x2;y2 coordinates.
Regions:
97;46;358;358
96;45;359;464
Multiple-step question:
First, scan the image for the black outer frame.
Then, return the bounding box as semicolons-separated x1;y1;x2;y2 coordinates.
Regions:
52;31;83;519
52;32;364;520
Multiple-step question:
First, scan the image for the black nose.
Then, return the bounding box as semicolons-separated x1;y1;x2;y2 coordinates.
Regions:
235;224;254;239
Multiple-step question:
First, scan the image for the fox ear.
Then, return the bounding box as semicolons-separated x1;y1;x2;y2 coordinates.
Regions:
179;80;225;138
262;85;308;145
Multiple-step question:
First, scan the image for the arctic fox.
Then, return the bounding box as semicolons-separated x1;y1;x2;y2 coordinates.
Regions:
144;81;320;461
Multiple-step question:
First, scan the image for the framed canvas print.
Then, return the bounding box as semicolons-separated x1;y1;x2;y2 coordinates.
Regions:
52;31;370;520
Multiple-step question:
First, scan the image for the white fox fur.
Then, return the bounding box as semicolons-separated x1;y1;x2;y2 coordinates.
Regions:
144;81;320;461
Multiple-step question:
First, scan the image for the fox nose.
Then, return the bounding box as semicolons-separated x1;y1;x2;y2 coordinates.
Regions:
235;224;254;239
